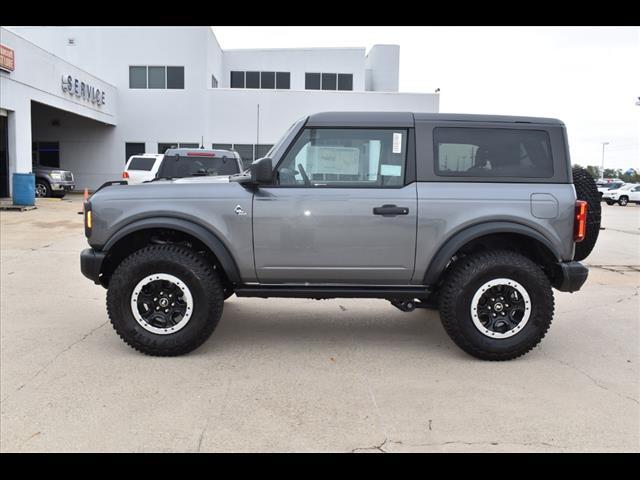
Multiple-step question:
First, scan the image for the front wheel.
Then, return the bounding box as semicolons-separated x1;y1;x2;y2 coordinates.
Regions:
438;250;554;361
618;196;629;206
35;180;51;198
605;200;615;205
106;245;224;356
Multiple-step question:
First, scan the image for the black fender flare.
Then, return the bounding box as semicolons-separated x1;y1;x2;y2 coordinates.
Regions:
423;221;562;285
102;217;241;283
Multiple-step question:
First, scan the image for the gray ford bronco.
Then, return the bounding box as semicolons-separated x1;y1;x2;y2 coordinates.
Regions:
80;112;600;360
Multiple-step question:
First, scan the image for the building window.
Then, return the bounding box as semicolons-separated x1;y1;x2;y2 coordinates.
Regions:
32;142;60;168
178;143;200;148
129;66;147;89
125;142;146;163
245;71;260;89
321;73;337;90
158;143;177;154
230;71;245;88
167;67;185;89
148;66;166;89
260;72;275;89
338;73;353;91
212;143;233;150
305;72;353;91
276;72;290;89
233;144;255;169
130;66;184;89
305;73;321;90
255;144;274;159
231;71;291;90
211;75;219;88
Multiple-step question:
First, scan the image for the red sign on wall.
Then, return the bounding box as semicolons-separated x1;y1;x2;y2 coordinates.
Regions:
0;44;15;72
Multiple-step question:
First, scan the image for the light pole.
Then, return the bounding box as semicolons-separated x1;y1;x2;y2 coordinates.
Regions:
601;142;609;180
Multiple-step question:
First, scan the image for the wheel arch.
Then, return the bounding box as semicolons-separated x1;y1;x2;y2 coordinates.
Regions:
100;217;241;286
423;221;562;286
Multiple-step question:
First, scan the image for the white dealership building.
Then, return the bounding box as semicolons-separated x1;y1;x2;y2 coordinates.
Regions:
0;26;439;195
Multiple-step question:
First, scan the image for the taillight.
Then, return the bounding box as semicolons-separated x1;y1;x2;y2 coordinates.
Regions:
122;171;129;179
574;200;588;242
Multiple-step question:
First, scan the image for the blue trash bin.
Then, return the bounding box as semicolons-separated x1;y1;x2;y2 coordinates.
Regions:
12;173;36;206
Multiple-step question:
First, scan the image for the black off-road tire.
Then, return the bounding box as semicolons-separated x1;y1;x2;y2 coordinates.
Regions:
438;250;554;361
572;166;601;261
106;245;224;356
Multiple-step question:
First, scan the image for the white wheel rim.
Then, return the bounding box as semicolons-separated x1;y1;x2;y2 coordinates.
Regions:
130;273;193;335
470;278;531;339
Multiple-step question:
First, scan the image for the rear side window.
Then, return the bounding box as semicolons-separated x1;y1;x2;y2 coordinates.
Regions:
434;128;553;178
128;157;157;171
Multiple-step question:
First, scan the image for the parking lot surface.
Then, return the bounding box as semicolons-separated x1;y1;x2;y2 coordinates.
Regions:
1;194;638;452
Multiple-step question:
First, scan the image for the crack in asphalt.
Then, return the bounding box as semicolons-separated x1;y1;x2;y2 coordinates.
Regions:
0;321;108;405
546;356;639;406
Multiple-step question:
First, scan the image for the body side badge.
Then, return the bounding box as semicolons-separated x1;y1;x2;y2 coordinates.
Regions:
234;205;247;216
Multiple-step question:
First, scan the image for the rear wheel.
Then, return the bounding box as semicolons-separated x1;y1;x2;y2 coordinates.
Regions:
618;196;629;206
106;245;224;356
438;250;554;361
572;166;601;261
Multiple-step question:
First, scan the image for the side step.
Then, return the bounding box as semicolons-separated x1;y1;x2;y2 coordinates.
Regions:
234;286;430;300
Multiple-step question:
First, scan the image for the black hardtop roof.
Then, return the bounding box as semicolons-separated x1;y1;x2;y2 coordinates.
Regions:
306;111;564;127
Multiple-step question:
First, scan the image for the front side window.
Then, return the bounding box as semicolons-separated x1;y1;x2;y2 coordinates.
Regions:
276;128;407;188
434;127;553;178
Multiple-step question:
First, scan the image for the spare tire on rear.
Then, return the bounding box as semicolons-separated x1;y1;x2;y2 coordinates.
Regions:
572;166;601;261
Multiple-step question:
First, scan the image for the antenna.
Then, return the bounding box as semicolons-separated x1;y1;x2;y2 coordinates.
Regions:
256;104;260;146
201;136;204;149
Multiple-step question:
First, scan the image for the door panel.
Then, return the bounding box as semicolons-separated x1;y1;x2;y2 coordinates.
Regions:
253;184;417;284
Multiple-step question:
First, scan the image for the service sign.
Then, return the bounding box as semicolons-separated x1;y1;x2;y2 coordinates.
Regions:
61;75;106;106
0;44;15;72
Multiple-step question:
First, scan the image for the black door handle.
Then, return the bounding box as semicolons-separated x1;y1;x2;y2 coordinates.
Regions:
373;204;409;216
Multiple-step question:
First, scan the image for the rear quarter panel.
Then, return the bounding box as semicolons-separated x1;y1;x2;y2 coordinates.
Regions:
412;182;576;284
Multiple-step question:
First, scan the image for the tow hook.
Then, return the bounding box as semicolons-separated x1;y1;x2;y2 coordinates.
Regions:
390;300;416;312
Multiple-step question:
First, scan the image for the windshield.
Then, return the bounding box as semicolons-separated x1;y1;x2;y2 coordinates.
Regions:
158;155;240;178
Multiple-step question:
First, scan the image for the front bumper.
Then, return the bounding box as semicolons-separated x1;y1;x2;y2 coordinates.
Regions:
552;261;589;292
81;248;106;285
51;181;75;192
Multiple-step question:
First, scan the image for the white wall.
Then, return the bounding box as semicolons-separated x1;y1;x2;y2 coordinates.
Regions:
222;48;366;91
0;27;116;189
5;27;439;191
365;45;400;92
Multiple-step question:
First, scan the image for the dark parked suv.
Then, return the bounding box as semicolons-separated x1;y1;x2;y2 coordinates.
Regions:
80;112;600;360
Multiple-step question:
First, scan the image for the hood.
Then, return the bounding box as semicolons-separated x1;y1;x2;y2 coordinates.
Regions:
35;165;71;173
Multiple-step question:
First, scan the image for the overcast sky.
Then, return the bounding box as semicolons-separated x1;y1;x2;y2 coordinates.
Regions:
213;26;639;172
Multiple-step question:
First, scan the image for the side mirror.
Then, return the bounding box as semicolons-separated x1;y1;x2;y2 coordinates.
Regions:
251;157;273;184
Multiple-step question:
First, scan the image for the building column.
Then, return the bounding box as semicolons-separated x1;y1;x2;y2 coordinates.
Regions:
8;99;32;175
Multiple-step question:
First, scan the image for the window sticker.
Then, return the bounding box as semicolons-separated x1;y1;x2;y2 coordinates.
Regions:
380;164;402;176
393;132;402;154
